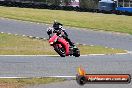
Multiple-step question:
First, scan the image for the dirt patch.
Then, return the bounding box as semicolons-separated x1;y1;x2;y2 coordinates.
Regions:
0;83;22;88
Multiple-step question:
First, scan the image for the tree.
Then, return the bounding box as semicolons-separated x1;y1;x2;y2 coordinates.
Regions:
63;0;72;5
31;0;61;5
36;0;47;2
79;0;99;9
46;0;61;5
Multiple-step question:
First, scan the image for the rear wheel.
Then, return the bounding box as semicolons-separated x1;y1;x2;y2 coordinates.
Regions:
73;48;80;57
53;43;66;57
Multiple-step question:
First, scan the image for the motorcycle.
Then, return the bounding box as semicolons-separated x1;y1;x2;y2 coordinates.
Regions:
47;28;80;57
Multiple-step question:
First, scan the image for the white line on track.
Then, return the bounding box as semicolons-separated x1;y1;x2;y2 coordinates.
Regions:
0;76;76;79
39;76;76;78
0;77;28;79
116;53;130;55
0;53;129;57
36;37;40;39
127;51;132;54
8;33;11;35
22;35;26;37
0;55;60;57
1;32;4;34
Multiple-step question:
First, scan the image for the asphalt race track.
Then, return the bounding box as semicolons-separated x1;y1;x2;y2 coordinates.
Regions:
25;80;132;88
0;55;132;77
0;18;132;51
0;18;132;88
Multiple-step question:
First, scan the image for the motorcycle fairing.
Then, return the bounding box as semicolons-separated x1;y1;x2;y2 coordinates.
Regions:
49;33;70;56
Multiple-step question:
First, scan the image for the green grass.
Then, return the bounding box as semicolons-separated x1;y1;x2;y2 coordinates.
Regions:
0;33;126;55
0;78;65;88
0;6;132;34
0;33;57;55
78;45;125;55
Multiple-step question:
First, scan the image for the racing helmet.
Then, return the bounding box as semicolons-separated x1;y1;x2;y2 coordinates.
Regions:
53;20;63;30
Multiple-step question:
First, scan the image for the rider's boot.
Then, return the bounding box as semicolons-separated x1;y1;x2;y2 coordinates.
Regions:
72;43;78;49
62;34;77;49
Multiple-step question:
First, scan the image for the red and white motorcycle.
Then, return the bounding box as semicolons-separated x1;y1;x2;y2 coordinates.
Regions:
47;27;80;57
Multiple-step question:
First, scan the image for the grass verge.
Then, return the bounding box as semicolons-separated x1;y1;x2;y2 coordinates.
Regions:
0;78;65;88
0;33;126;55
0;6;132;34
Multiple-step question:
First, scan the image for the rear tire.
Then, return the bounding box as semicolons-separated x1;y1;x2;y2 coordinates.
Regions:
73;48;80;57
53;43;66;57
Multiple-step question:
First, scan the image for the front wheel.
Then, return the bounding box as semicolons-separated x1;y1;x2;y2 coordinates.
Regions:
53;43;66;57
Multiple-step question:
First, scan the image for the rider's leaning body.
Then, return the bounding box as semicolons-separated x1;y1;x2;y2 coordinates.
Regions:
47;21;76;48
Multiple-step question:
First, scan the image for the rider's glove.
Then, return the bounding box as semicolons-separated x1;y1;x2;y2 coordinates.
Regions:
47;27;53;35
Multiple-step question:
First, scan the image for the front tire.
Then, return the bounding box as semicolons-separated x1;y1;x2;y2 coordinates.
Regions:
53;43;66;57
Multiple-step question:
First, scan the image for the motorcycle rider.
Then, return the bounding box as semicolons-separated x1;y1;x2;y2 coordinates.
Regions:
47;20;76;48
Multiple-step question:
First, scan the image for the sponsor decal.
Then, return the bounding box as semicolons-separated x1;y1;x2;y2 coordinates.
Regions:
76;67;131;85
